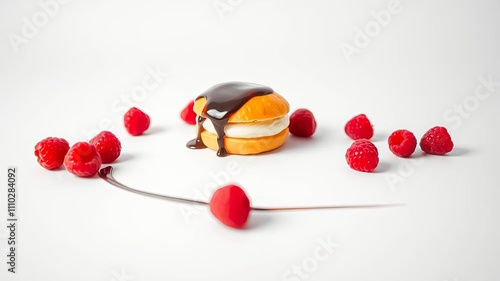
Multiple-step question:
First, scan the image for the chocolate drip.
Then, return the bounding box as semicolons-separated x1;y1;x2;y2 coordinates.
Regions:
186;82;273;157
186;116;207;149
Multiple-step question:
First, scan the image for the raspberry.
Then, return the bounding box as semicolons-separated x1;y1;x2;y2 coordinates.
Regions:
64;142;102;177
124;107;150;136
388;129;417;157
289;108;317;137
180;100;197;125
345;139;379;172
420;126;454;155
344;114;374;140
209;185;251;229
34;137;70;170
89;131;121;164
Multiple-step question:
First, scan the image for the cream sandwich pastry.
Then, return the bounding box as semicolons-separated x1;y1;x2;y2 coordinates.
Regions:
187;82;290;156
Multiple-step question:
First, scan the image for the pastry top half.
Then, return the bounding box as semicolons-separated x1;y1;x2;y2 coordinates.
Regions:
193;92;290;123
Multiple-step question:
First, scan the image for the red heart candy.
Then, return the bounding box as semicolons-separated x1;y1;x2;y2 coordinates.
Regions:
209;185;251;229
180;100;197;125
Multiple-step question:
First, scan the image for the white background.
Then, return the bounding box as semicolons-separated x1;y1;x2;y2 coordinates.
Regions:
1;0;500;280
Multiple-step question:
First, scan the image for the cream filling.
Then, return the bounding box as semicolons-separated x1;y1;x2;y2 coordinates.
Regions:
202;115;289;138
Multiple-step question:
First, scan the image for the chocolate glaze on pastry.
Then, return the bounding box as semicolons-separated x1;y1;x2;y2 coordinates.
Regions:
187;82;274;157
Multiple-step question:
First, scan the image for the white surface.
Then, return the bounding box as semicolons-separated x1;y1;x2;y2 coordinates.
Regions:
1;0;500;280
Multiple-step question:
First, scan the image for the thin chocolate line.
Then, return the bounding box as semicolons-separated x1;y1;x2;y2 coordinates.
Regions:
98;166;208;206
98;166;404;211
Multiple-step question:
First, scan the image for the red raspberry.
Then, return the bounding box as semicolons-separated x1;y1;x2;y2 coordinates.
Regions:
180;100;197;125
124;107;150;136
388;129;417;157
64;142;102;177
209;184;251;229
420;126;454;155
89;131;121;164
344;114;374;140
345;139;379;172
34;137;70;170
289;108;317;137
